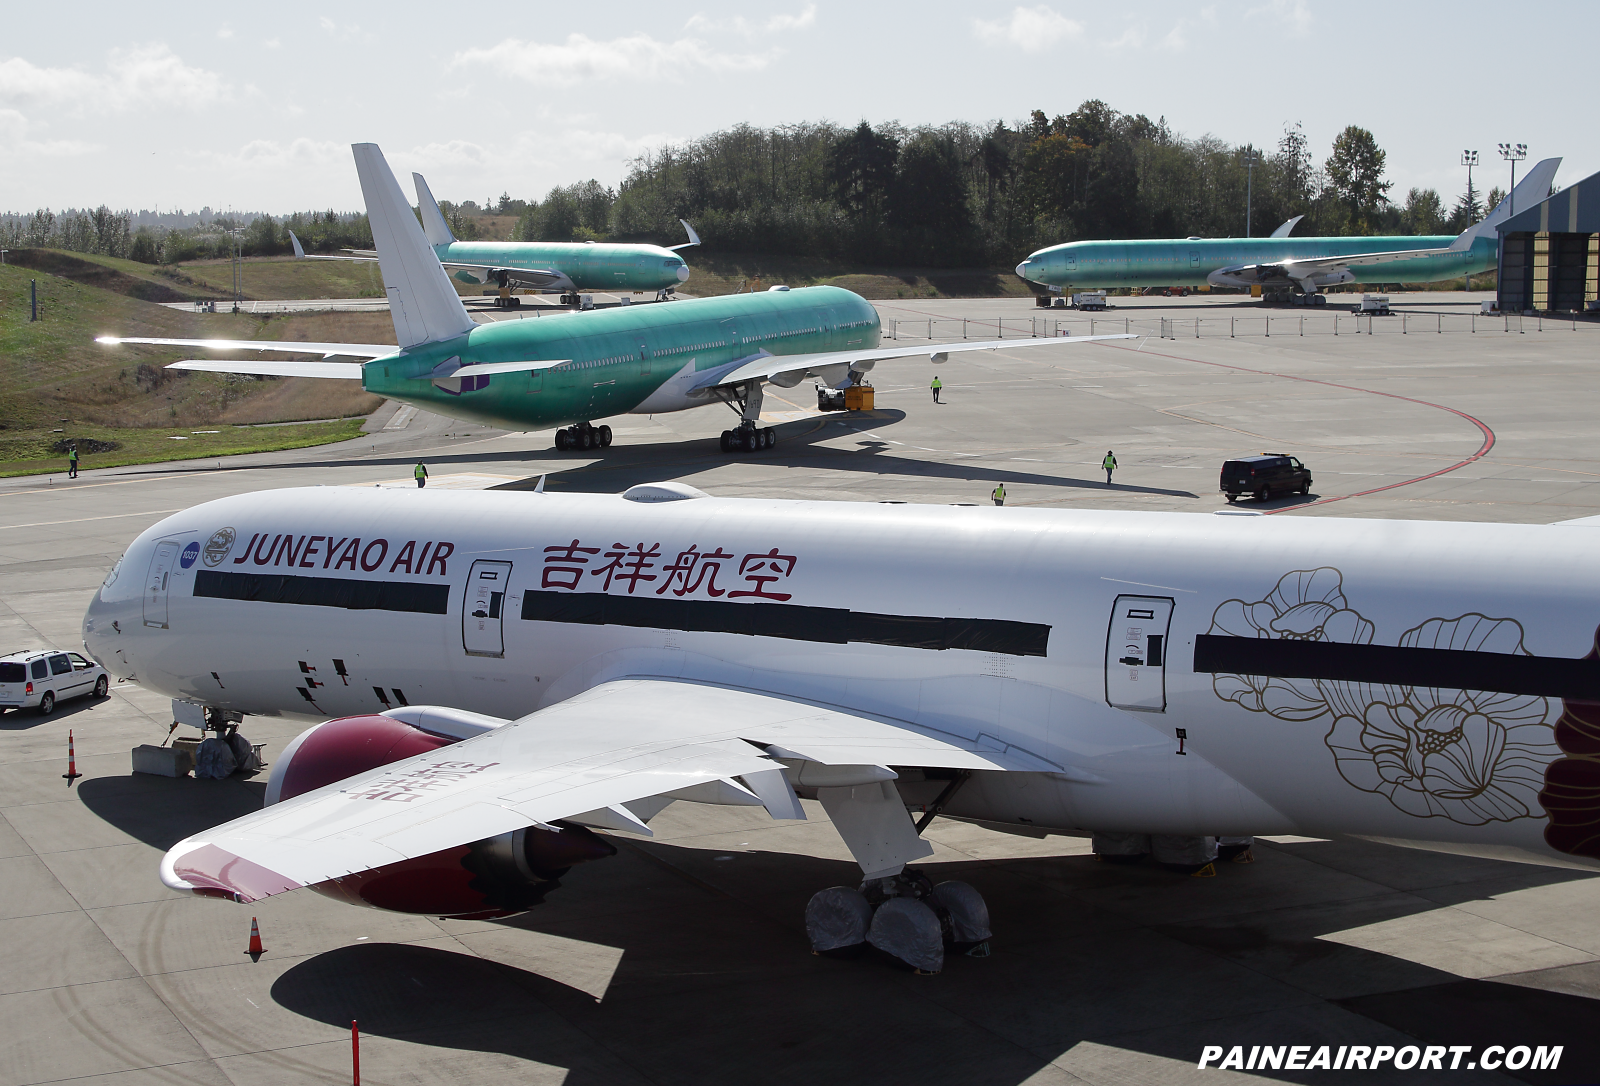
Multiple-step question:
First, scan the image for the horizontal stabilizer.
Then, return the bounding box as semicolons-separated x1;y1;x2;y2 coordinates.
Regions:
167;360;365;379
98;336;395;359
420;358;572;381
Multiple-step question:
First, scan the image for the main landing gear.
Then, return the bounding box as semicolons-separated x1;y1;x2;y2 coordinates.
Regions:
492;271;522;308
720;422;775;453
554;422;611;451
717;379;776;454
805;869;992;974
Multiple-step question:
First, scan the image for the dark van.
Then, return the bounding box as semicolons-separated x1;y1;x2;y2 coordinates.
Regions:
1220;454;1312;503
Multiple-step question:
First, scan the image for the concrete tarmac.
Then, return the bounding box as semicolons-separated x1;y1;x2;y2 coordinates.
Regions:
2;297;1598;1085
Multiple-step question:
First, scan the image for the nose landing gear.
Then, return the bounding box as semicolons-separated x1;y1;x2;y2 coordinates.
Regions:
554;422;612;451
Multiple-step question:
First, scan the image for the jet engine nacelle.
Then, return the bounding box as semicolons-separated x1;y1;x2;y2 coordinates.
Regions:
266;714;615;919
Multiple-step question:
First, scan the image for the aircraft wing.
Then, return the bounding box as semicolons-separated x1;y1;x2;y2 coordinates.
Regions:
289;231;378;262
668;219;702;251
689;333;1137;393
98;336;396;359
159;678;1053;902
438;262;570;290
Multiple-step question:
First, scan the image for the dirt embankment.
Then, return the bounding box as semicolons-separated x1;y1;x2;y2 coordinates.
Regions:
0;249;218;303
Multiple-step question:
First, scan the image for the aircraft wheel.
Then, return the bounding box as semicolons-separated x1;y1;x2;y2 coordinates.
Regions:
764;428;776;449
598;425;612;448
719;431;730;453
579;428;595;451
555;428;569;451
744;429;758;452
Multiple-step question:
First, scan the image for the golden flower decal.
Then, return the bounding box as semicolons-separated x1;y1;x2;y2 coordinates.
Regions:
1209;576;1560;827
1208;568;1374;721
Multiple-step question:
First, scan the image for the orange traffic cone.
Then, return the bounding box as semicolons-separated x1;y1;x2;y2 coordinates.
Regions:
246;917;264;958
62;729;81;781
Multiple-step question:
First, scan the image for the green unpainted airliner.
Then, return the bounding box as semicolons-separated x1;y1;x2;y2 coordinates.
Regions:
1015;159;1560;304
106;145;1128;455
291;172;700;307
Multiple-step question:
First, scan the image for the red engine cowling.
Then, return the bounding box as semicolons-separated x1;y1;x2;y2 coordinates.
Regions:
266;714;615;919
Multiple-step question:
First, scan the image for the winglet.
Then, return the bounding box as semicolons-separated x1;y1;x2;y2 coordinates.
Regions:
412;172;457;248
1452;157;1561;249
289;230;307;259
352;143;475;349
534;474;546;493
1269;215;1303;239
669;219;701;251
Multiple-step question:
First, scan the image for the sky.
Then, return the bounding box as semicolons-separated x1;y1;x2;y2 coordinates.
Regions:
2;0;1595;219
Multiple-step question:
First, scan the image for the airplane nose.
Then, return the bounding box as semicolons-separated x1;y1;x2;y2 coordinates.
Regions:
676;264;690;283
1015;261;1032;280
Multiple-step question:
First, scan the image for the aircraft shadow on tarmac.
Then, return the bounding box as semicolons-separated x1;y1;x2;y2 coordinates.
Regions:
109;410;1197;501
76;771;265;850
265;836;1599;1086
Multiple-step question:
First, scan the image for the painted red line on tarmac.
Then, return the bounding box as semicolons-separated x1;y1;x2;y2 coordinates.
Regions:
1106;342;1497;512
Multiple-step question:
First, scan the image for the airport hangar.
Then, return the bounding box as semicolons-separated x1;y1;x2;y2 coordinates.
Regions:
1497;166;1600;315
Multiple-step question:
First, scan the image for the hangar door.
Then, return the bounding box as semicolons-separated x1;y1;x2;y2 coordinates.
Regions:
1105;595;1173;712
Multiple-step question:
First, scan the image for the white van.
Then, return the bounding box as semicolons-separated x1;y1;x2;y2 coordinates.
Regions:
0;650;109;715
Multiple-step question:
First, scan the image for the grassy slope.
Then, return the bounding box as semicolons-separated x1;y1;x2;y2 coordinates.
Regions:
0;264;383;475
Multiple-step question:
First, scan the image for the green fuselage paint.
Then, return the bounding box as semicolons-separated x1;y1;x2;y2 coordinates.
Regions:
1017;235;1498;290
437;240;690;293
362;286;881;431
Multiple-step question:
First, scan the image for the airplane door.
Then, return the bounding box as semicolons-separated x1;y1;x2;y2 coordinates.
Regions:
1189;250;1200;269
463;561;512;657
1105;595;1174;712
143;541;180;629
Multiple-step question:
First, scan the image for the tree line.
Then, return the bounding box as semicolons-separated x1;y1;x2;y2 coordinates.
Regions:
517;103;1501;266
0;209;372;264
5;101;1505;270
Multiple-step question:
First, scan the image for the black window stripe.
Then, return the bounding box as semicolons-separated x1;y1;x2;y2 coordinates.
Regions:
194;570;449;615
520;590;1049;657
1193;634;1600;700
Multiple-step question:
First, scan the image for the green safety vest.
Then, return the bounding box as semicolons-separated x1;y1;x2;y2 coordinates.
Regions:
931;377;942;388
993;485;1005;498
68;449;77;461
415;464;427;478
1103;456;1116;469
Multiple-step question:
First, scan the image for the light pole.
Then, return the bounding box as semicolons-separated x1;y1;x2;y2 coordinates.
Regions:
1243;145;1259;237
1497;143;1527;216
1460;151;1479;290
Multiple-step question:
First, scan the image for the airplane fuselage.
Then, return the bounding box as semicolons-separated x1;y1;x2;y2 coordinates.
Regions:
358;285;880;431
83;489;1600;867
1017;235;1498;291
438;240;691;294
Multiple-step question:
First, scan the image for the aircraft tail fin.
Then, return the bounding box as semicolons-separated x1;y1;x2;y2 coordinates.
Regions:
1451;157;1561;249
412;173;457;247
352;144;474;349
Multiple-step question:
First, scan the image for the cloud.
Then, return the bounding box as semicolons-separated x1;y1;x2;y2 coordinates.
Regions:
0;45;229;113
1248;0;1312;36
451;32;777;85
684;4;817;35
0;107;93;157
973;6;1084;53
223;138;346;168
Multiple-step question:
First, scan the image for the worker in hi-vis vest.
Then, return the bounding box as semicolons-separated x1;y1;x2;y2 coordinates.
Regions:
414;461;429;489
991;482;1006;506
931;375;943;403
1103;450;1117;486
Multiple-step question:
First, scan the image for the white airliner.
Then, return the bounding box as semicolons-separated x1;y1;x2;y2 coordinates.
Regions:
82;485;1600;948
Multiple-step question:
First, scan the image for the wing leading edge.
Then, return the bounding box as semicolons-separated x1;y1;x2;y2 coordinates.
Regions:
160;678;1060;902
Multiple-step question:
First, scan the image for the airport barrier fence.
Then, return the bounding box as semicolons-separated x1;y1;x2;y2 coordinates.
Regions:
883;313;1600;342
